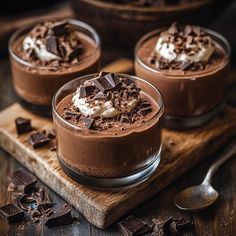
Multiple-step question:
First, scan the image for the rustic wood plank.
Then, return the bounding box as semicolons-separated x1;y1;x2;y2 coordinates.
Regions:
1;104;236;229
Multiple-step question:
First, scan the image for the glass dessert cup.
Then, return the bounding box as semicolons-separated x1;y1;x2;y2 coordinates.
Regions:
52;74;164;189
135;28;230;130
9;19;101;116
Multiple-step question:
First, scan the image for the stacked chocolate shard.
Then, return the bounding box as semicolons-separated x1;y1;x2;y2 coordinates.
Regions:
2;168;77;227
28;131;50;149
91;73;121;93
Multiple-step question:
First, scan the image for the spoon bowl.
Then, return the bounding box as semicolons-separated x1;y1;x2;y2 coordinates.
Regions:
174;140;236;212
175;184;218;211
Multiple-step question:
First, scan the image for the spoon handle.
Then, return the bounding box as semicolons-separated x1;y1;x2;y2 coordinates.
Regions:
202;140;236;185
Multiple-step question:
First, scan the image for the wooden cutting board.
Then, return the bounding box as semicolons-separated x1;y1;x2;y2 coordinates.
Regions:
1;103;236;229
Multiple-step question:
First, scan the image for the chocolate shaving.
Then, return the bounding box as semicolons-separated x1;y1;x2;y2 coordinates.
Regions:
46;36;60;56
15;117;33;135
138;106;152;116
180;61;194;71
83;117;95;130
120;114;131;123
28;131;50;149
93;91;106;100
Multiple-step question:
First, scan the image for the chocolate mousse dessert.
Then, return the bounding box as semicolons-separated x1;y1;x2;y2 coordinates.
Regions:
135;22;230;129
9;19;101;115
53;73;164;188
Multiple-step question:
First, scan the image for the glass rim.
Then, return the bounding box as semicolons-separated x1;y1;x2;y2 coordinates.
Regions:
52;73;164;135
135;26;231;78
8;18;101;70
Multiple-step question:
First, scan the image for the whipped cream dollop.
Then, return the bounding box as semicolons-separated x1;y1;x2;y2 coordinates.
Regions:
155;23;215;63
73;95;138;118
72;73;141;119
23;36;60;61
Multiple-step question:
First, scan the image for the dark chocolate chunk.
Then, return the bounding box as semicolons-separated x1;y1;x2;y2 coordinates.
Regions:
180;61;193;71
46;36;60;56
28;131;50;149
37;188;52;210
68;46;84;61
163;217;180;236
51;21;68;37
83;117;95;130
176;219;194;231
45;206;73;228
78;85;96;98
0;204;25;224
9;168;37;193
15;117;33;135
93;91;106;100
117;215;153;236
92;73;121;92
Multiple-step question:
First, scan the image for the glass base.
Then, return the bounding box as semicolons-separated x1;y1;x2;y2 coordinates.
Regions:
17;96;52;117
58;147;161;190
164;101;225;130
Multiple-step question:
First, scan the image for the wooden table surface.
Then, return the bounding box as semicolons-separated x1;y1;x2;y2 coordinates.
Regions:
1;3;236;235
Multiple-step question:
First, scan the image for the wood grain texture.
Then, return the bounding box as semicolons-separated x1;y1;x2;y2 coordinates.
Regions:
1;104;236;229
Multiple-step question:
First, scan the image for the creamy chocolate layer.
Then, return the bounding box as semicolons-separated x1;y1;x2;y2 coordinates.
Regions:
54;73;163;178
135;23;229;120
10;20;100;107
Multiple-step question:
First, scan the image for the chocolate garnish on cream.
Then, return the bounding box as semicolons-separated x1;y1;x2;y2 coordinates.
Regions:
148;22;217;71
61;73;155;131
21;20;84;66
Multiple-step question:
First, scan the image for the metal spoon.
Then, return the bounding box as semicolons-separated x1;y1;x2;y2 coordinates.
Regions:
175;140;236;211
